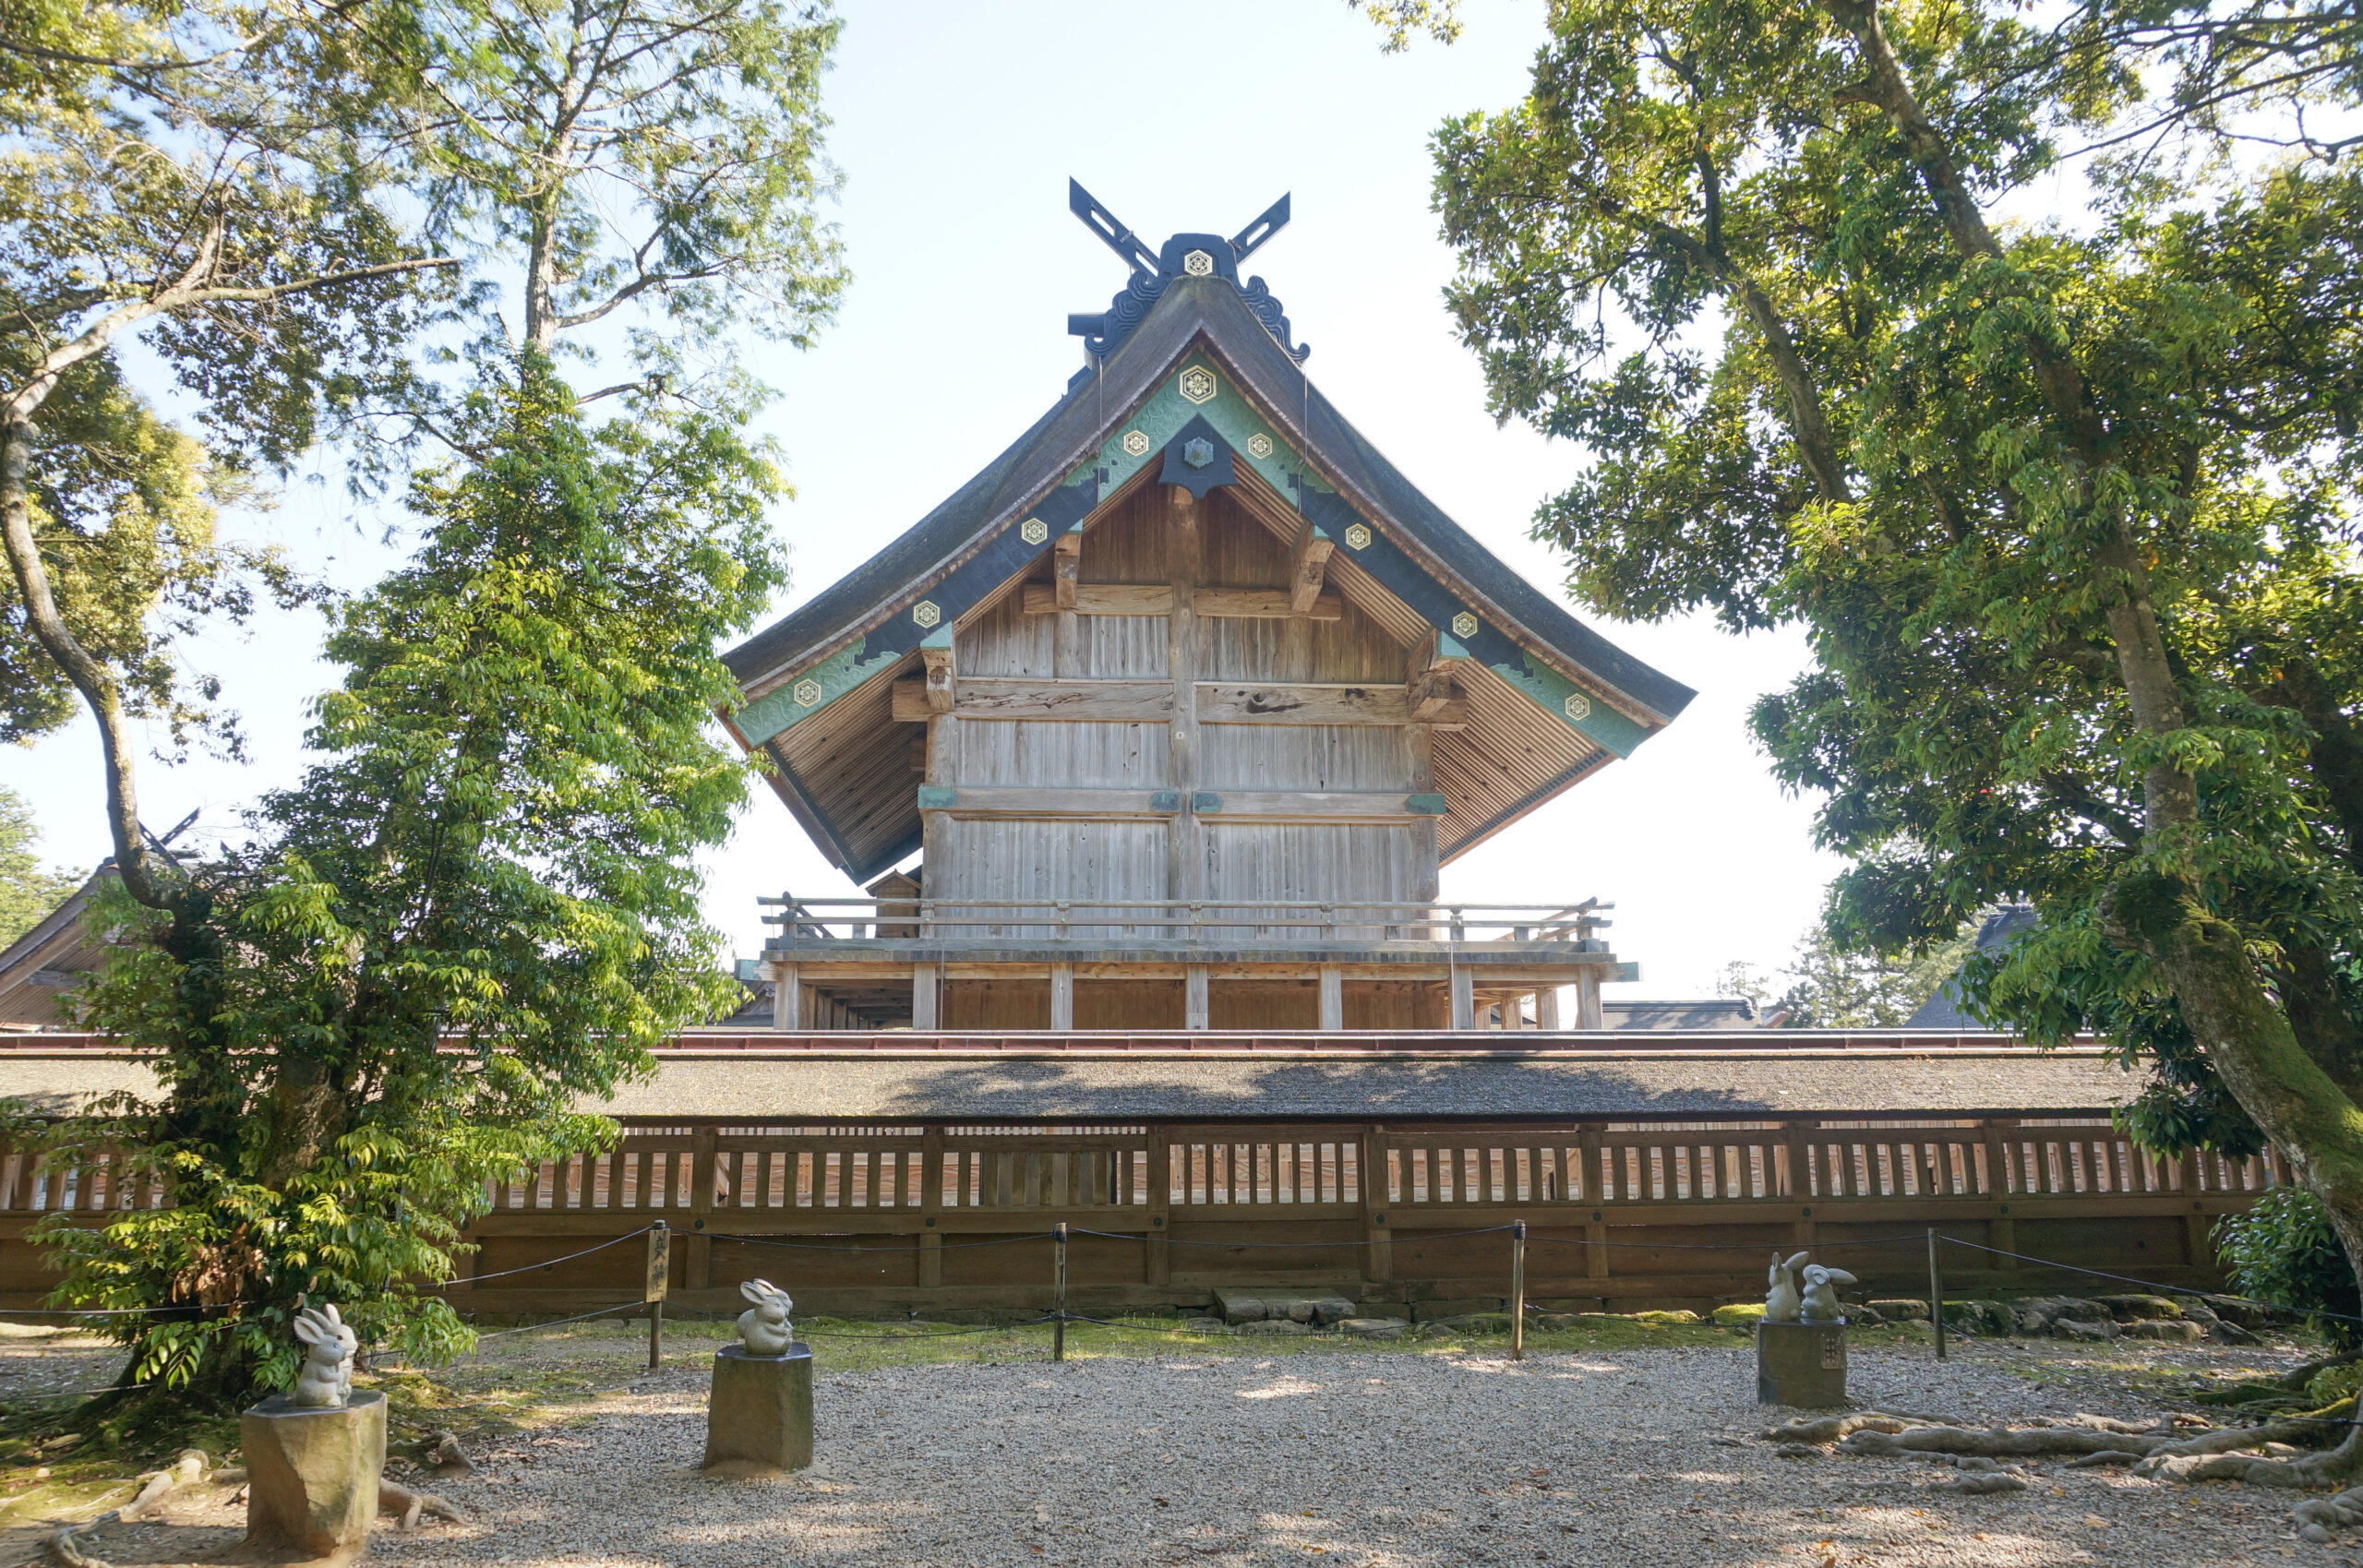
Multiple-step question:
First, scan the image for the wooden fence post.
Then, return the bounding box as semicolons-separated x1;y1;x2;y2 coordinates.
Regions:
1146;1136;1171;1287
1927;1227;1946;1361
919;1126;945;1290
1509;1220;1527;1361
688;1131;716;1290
645;1220;669;1371
1052;1223;1069;1362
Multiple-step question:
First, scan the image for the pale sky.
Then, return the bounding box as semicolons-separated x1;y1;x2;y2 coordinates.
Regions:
7;0;1847;999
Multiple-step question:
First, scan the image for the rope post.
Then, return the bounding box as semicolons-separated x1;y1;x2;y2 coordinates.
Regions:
646;1220;670;1371
1053;1223;1069;1363
1509;1221;1528;1361
1927;1227;1946;1361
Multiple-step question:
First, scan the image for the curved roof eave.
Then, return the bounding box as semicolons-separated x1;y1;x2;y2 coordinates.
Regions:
722;277;1694;728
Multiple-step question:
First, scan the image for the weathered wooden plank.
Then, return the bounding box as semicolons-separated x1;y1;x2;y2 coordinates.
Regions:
1198;791;1427;820
1021;582;1174;616
914;787;1176;818
898;677;1174;723
1192;587;1343;620
1195;683;1417;725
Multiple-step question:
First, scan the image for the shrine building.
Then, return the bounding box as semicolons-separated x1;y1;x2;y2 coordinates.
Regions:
724;185;1695;1035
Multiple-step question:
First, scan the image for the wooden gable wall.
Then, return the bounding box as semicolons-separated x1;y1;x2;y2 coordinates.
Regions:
918;482;1440;920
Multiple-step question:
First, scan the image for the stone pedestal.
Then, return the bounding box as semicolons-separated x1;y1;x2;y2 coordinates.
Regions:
1757;1320;1849;1407
703;1343;813;1474
239;1389;387;1562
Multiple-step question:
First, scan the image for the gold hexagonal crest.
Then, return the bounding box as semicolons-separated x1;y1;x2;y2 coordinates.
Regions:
792;678;822;708
1245;432;1274;460
1564;691;1592;723
1122;429;1151;457
1178;365;1217;405
1182;249;1215;277
912;600;942;629
1343;522;1373;551
1020;517;1049;545
1450;611;1479;640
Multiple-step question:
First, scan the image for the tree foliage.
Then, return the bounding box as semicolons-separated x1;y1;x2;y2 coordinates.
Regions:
1430;0;2363;1333
48;369;787;1406
1;0;845;1420
0;785;79;947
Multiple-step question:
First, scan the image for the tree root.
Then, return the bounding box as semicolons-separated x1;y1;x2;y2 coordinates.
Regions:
1841;1425;2176;1458
1925;1473;2029;1495
44;1450;209;1568
378;1479;464;1530
1762;1411;1961;1443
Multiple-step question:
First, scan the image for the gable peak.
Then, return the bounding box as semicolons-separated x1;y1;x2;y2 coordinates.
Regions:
1064;178;1309;369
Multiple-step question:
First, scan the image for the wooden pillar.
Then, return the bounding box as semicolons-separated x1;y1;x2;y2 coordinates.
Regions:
687;1130;716;1288
918;1126;944;1291
768;962;800;1031
1536;986;1561;1031
1575;968;1604;1031
1166;487;1204;908
1318;965;1344;1032
1146;1134;1171;1286
1449;965;1474;1031
1050;964;1075;1031
1184;964;1210;1031
912;962;941;1031
1361;1128;1393;1286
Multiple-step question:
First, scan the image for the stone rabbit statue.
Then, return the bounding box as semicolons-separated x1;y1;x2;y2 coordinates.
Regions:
1764;1251;1809;1323
290;1304;357;1408
736;1279;796;1356
1799;1263;1858;1323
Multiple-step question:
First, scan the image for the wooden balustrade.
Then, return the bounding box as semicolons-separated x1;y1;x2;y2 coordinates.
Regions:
0;1116;2273;1314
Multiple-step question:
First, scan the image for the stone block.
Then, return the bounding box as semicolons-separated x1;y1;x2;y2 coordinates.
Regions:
1757;1321;1848;1407
241;1389;387;1563
2119;1318;2206;1342
1868;1298;1929;1321
1213;1290;1266;1324
2094;1293;2182;1322
1240;1319;1312;1336
1312;1296;1359;1325
703;1343;813;1475
1338;1317;1408;1338
1285;1299;1320;1323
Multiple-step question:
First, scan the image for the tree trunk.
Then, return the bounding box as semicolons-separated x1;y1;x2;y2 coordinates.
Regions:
1824;0;2363;1369
0;414;173;910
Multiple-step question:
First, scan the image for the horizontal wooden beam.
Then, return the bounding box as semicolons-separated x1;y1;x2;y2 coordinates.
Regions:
1018;583;1343;619
906;787;1451;823
916;787;1175;818
1198;682;1424;726
1192;586;1342;620
1022;582;1172;616
893;677;1173;723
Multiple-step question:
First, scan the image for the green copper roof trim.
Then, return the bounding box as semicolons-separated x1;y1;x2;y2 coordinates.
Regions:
919;625;954;652
1087;354;1333;504
1484;652;1649;758
916;786;959;809
1407;794;1449;816
734;640;901;748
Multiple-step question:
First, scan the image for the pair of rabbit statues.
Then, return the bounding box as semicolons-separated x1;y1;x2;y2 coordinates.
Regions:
1765;1251;1855;1324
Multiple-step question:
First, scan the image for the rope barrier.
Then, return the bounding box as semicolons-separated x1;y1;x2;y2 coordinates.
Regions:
1069;1225;1516;1248
434;1226;654;1287
711;1230;1058;1252
468;1301;651;1340
1927;1234;2363;1326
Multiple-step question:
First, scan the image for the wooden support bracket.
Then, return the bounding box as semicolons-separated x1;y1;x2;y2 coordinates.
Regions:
1052;530;1082;609
919;630;954;713
1289;525;1335;616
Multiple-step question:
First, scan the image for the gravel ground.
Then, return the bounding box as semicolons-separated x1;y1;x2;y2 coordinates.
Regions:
339;1342;2343;1568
